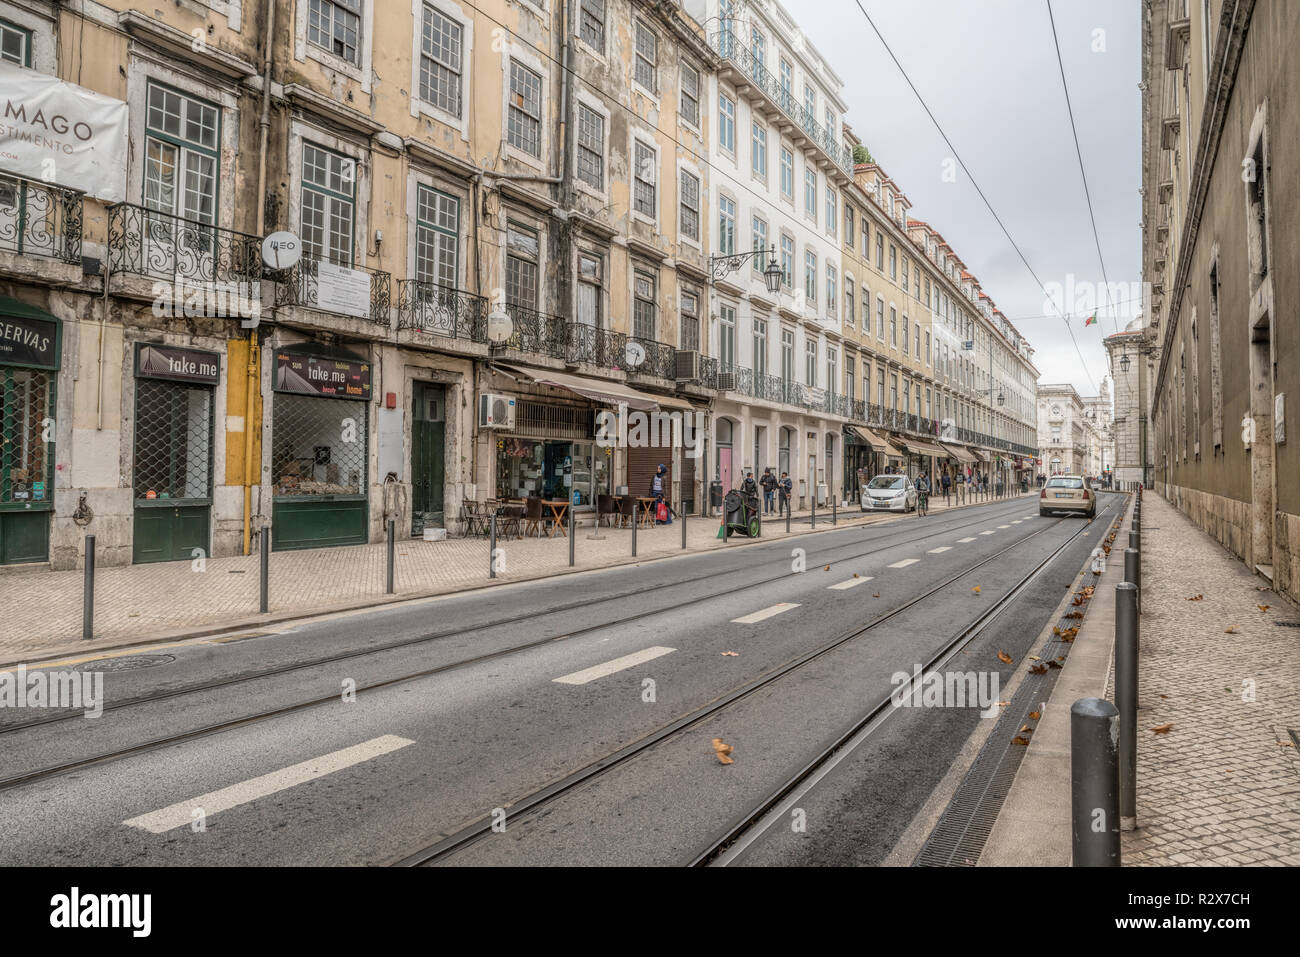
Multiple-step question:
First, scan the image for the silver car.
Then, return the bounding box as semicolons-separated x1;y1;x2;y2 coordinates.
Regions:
861;475;918;512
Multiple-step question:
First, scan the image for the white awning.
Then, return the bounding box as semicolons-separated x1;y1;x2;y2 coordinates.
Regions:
500;365;663;411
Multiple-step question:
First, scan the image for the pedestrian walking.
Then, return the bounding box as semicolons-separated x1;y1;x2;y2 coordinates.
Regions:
649;463;672;524
778;471;793;516
941;470;952;505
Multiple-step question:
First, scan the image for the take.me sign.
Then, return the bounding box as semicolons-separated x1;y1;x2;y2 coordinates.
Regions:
0;60;128;202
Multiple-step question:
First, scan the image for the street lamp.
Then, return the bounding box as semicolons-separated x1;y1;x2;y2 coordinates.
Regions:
1119;352;1131;372
709;244;783;294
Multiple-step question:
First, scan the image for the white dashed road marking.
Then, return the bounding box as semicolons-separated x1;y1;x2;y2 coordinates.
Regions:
927;547;952;554
888;558;920;568
957;537;976;543
123;735;416;834
998;525;1011;529
553;646;677;684
979;530;996;536
829;576;874;590
731;603;800;624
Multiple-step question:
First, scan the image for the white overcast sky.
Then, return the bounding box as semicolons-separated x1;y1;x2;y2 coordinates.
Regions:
796;0;1141;398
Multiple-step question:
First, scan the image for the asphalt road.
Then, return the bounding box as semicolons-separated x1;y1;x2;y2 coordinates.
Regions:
0;491;1124;866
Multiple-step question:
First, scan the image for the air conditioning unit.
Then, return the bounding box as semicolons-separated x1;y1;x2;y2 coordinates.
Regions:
478;393;516;429
716;371;737;391
675;350;701;381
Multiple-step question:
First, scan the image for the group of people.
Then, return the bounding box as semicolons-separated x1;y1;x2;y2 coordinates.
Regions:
740;468;795;516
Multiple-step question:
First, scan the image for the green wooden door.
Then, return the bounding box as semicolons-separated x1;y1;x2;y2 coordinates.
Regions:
1;366;54;565
411;383;445;535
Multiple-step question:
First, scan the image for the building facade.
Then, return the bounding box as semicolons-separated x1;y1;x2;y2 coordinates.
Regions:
1141;0;1299;600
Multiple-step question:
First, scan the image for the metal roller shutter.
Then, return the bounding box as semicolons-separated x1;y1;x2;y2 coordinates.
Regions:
628;443;669;504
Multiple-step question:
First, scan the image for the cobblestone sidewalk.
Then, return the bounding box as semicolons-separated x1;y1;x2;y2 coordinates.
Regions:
0;492;1030;666
1117;493;1300;865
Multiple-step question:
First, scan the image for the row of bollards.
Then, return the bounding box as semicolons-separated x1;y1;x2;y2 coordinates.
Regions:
1072;492;1142;865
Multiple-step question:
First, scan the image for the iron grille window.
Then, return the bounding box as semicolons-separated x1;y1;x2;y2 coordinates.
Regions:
505;222;539;309
415;184;459;286
301;143;355;266
680;290;700;351
576;105;604;189
420;5;463;116
308;0;361;65
507;61;542;156
633;269;656;341
272;393;367;497
133;379;213;502
1;369;51;506
579;0;605;50
633;141;656;216
634;21;657;92
680;61;700;126
679;170;699;241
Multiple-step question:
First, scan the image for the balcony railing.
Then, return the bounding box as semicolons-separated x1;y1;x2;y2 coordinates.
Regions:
108;202;259;287
628;336;677;379
277;257;391;325
710;31;854;174
0;175;82;264
397;280;488;341
567;323;628;370
505;303;567;359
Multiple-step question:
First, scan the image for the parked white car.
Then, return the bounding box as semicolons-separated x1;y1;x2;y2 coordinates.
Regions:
861;475;918;513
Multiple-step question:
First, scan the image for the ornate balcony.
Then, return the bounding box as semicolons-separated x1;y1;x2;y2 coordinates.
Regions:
107;202;259;288
276;257;391;326
566;323;628;371
396;280;488;342
710;31;854;176
0;175;82;264
504;303;567;360
628;336;678;380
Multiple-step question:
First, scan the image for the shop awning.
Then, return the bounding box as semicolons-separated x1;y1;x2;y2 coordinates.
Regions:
846;425;905;458
895;436;950;457
971;448;993;462
940;443;978;464
500;365;664;411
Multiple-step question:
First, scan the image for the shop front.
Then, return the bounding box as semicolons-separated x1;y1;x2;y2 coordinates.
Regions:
843;425;889;500
0;298;59;565
131;343;219;563
270;344;372;551
496;433;611;506
939;442;979;483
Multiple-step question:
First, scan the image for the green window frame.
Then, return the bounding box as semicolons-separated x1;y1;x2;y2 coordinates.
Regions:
0;18;32;66
301;142;356;266
415;184;459;287
144;81;221;225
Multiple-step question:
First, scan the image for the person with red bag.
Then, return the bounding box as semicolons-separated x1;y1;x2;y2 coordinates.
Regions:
650;463;672;524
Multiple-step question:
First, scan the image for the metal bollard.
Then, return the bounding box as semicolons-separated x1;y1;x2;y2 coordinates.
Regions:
632;507;638;556
811;496;816;529
386;519;396;594
1071;697;1122;866
1129;528;1140;551
757;498;762;536
1124;547;1141;606
681;508;687;549
833;498;837;525
786;503;791;534
569;500;575;567
259;527;270;613
82;535;95;640
1115;581;1140;830
489;514;498;579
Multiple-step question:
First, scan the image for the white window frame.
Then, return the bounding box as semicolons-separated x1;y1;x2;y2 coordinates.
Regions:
631;136;659;225
501;45;548;169
678;161;702;248
296;0;374;90
633;18;658;98
572;90;609;200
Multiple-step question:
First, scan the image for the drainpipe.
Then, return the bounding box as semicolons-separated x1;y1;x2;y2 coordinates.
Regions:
244;0;276;556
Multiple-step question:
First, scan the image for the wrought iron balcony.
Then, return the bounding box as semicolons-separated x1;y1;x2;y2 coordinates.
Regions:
504;303;567;359
277;257;391;326
108;202;259;287
710;31;854;174
396;280;488;341
699;355;720;391
0;175;82;264
567;323;628;371
627;336;678;380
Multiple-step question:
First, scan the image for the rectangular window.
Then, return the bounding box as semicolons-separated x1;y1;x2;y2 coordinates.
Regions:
633;269;656;340
845;205;855;248
914;325;920;358
924;331;931;365
634;21;658;92
507;61;543;157
876;232;883;269
679;169;700;241
579;0;605;50
889;306;897;347
632;140;656;216
576;105;605;189
889;244;897;279
862;217;869;254
308;0;361;65
827;347;838;397
780;234;794;288
914;263;922;300
826;264;837;316
804;169;817;221
415;184;459;286
780;146;794;200
752;317;767;376
505;221;539;309
804;84;816;123
680;61;700;126
300;142;355;265
876;298;884;339
902;258;909;293
902;315;909;355
826;188;837;236
576;252;603;327
781;329;794;382
845;279;855;328
719;305;736;370
719;93;735;153
681;289;700;351
751;217;768;274
0;18;31;65
420;4;463;116
718;194;736;255
144;83;220;226
804;250;817;302
846;356;856;401
806;340;817;387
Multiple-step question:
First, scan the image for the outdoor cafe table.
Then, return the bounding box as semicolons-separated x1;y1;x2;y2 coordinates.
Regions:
636;496;658;527
542;499;569;537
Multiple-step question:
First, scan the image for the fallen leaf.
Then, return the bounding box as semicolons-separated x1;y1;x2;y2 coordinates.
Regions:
1151;723;1174;735
997;650;1013;664
1052;626;1062;636
721;651;739;657
1258;604;1270;613
1029;663;1049;675
711;738;735;764
1186;594;1204;601
1281;741;1297;749
1029;710;1041;720
1225;626;1239;634
1019;724;1034;733
1012;735;1031;746
972;585;982;594
1071;595;1085;606
1065;611;1084;620
1158;694;1168;699
873;593;880;598
1047;659;1063;669
853;572;860;578
1028;655;1041;661
824;565;831;571
997;701;1010;708
1060;626;1079;642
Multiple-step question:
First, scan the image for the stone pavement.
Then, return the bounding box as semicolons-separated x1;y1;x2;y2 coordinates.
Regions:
0;490;1031;666
1116;493;1300;865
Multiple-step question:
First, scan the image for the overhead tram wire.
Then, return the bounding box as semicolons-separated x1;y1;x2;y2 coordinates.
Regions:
1046;0;1121;337
849;0;1099;393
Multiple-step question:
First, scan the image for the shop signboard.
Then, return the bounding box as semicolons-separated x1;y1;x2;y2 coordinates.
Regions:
275;352;372;400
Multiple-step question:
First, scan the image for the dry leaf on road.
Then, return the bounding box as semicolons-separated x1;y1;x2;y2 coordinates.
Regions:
721;651;739;657
972;585;982;594
1029;663;1049;675
997;650;1013;664
1029;710;1041;720
711;738;735;764
1151;723;1174;735
1225;626;1239;634
1186;594;1204;601
1258;604;1270;612
1012;736;1031;746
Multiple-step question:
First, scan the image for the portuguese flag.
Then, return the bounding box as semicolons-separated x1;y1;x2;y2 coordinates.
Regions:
1084;313;1098;326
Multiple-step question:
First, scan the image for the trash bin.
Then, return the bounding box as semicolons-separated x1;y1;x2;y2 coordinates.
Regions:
710;480;724;509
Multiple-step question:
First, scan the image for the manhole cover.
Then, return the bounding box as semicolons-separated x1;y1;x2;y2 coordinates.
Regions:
72;653;176;673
